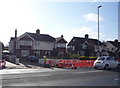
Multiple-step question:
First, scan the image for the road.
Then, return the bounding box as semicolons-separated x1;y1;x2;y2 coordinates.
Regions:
1;67;120;87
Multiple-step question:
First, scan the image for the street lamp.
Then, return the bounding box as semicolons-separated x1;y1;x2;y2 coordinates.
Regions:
97;5;102;56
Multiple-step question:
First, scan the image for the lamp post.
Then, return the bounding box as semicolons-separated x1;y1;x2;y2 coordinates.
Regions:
97;5;102;56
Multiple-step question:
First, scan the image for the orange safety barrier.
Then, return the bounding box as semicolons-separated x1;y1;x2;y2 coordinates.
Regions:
81;60;87;67
47;59;95;68
71;60;76;66
86;60;91;67
91;60;95;66
77;60;83;67
57;60;71;68
50;60;55;66
70;60;95;68
70;60;79;68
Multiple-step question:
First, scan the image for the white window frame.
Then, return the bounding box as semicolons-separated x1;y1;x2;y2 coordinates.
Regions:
35;41;40;46
20;40;32;46
21;50;29;57
58;43;66;48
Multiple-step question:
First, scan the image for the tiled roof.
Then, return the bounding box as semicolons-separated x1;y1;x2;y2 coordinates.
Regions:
56;37;67;43
68;37;102;46
108;41;120;48
26;32;55;42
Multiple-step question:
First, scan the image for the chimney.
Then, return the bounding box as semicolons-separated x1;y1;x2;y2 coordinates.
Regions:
114;39;118;43
85;34;89;39
114;39;118;47
15;29;17;38
61;35;63;38
36;29;40;34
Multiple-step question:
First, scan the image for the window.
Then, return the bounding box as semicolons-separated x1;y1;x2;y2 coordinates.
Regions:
46;42;50;44
21;50;29;57
34;51;40;56
58;43;66;47
81;51;84;56
106;57;110;60
46;42;50;48
82;44;87;49
111;48;114;51
20;40;32;46
109;57;115;61
67;46;70;49
98;57;105;60
107;48;109;51
72;46;75;51
35;41;40;46
106;57;114;61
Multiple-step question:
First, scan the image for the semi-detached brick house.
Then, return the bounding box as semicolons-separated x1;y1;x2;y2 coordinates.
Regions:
67;34;103;57
55;35;67;57
102;40;120;58
9;29;67;58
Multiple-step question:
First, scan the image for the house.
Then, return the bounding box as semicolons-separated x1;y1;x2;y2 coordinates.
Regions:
9;29;55;58
102;39;120;58
67;34;103;57
55;35;67;57
9;29;67;58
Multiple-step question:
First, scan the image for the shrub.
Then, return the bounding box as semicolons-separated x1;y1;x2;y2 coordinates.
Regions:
70;54;80;59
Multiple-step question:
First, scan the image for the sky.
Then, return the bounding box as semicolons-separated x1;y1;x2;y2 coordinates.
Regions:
0;0;119;46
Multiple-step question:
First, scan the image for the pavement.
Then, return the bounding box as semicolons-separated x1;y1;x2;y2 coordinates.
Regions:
4;61;45;69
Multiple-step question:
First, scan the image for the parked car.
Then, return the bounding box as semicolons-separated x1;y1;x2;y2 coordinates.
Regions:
2;50;11;60
27;56;38;61
93;56;120;70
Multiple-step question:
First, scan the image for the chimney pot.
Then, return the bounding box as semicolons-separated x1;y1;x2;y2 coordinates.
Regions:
114;39;118;42
36;29;40;34
85;34;89;39
15;29;17;38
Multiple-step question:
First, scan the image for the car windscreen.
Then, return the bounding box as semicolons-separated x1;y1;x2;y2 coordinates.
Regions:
97;57;105;60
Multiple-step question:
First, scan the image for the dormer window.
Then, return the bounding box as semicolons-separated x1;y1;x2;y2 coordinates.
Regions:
82;44;87;49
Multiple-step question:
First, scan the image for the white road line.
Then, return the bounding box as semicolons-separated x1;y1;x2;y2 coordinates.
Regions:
0;74;52;80
0;68;65;75
75;70;103;74
0;68;103;75
114;78;120;81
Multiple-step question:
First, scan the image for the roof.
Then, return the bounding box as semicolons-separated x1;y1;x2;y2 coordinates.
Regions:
67;37;102;46
26;32;55;42
56;37;67;43
108;41;120;48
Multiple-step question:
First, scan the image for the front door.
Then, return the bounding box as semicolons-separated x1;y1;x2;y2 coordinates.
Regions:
34;51;40;57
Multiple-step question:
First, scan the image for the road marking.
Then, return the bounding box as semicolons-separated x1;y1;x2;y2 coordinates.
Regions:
0;74;52;80
75;70;103;74
0;68;65;75
114;78;120;81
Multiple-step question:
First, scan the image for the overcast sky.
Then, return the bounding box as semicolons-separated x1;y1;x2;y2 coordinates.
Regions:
0;0;119;45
